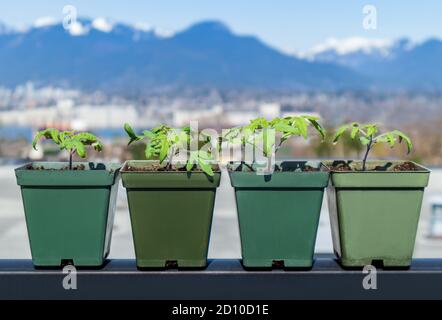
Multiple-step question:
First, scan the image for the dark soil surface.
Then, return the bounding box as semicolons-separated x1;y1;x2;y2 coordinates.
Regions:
328;162;352;172
233;163;319;172
328;161;420;172
393;161;420;171
123;163;216;173
27;164;86;171
302;165;320;172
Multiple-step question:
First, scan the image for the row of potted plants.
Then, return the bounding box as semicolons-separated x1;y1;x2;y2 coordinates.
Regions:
14;117;430;270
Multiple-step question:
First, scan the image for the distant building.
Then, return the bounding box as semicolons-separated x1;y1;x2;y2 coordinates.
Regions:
280;104;320;119
224;111;259;126
259;103;280;119
173;105;223;127
0;103;139;129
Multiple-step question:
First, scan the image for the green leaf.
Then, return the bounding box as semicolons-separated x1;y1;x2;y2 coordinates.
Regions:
124;123;141;145
333;125;350;143
142;130;155;139
360;136;370;145
273;122;298;134
73;132;100;145
145;145;155;159
365;124;378;137
49;129;60;144
93;141;103;152
350;125;360;139
58;131;73;144
198;158;214;176
159;138;169;163
32;131;46;150
186;151;197;172
32;128;60;150
32;128;104;161
197;150;211;160
294;117;308;138
392;130;413;154
387;132;396;147
75;142;86;158
186;157;195;172
306;117;325;139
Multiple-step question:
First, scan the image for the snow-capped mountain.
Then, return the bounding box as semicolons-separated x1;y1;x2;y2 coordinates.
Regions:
306;37;413;68
0;18;442;92
0;19;363;93
29;16;174;39
306;37;442;89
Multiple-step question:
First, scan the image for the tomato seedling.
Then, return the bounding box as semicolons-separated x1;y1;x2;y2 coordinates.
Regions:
222;115;325;170
333;122;413;171
124;123;216;176
32;128;103;170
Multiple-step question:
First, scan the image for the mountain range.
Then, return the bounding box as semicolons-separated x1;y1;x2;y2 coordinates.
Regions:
0;18;441;93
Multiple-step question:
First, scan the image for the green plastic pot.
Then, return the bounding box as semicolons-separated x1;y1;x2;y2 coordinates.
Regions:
324;160;430;268
15;162;121;267
121;160;221;269
228;161;329;268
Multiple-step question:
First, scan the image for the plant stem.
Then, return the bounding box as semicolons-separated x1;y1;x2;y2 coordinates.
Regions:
243;162;255;172
167;146;176;170
362;138;373;171
275;139;284;155
69;151;73;170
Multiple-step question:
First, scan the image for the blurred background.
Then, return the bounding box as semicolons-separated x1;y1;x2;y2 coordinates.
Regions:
0;0;442;259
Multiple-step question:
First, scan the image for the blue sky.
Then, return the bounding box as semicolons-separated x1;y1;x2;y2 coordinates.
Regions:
1;0;441;52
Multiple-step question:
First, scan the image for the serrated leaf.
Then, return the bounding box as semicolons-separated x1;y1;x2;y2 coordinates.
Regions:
73;132;100;145
333;125;349;143
198;150;212;160
186;151;197;172
365;124;378;137
392;130;413;154
124;123;137;137
93;141;103;152
306;117;325;139
360;136;370;145
198;158;214;176
75;142;86;158
273;122;298;134
145;145;154;159
49;129;60;144
32;131;45;150
350;125;359;139
159;138;169;163
294;117;308;138
142;130;155;139
124;123;142;145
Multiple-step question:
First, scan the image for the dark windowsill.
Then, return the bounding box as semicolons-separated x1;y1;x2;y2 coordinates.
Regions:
1;258;442;300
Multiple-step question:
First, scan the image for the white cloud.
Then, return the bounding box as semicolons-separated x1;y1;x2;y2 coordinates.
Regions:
34;16;58;28
92;17;114;33
14;23;30;33
308;37;394;56
154;27;175;38
68;21;90;36
133;22;152;32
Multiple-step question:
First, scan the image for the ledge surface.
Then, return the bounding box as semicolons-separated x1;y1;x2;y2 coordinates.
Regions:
1;258;442;300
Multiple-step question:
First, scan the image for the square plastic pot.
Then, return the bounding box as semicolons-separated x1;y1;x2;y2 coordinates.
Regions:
324;160;430;268
228;161;329;269
15;162;121;267
121;160;221;269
